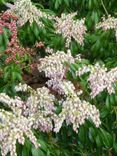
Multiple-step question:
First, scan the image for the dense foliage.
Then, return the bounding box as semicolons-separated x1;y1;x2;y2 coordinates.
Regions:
0;0;117;156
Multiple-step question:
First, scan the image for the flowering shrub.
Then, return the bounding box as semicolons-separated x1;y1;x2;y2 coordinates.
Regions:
0;81;101;156
0;0;117;156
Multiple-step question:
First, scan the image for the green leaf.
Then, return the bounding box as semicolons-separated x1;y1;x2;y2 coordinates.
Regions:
4;71;10;82
16;73;22;81
78;126;86;143
88;127;96;142
64;0;69;6
12;72;17;82
38;139;47;152
96;135;102;147
2;28;9;49
88;0;93;10
106;95;111;109
32;148;39;156
55;0;61;9
32;147;45;156
100;107;109;118
70;64;78;71
113;142;117;153
32;23;40;40
99;128;113;148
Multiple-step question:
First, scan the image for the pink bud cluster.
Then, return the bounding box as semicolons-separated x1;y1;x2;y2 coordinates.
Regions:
0;26;3;34
5;39;31;64
0;11;18;43
0;11;33;64
0;11;18;63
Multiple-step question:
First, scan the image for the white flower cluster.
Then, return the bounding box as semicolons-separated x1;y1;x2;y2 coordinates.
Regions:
88;63;109;98
8;0;51;27
96;15;117;41
15;85;56;132
54;81;101;133
55;13;87;47
0;79;101;155
0;93;24;109
45;47;54;54
25;87;55;111
38;49;74;79
76;63;117;98
38;49;75;94
15;83;32;92
46;79;66;95
57;80;76;96
0;85;58;156
47;79;80;96
76;65;91;76
0;108;39;156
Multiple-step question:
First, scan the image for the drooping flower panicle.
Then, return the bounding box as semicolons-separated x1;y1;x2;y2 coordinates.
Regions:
96;15;117;41
7;0;52;27
76;63;117;98
54;80;101;133
55;13;87;47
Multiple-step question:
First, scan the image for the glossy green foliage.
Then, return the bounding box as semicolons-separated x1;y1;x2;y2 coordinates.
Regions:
0;0;117;156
